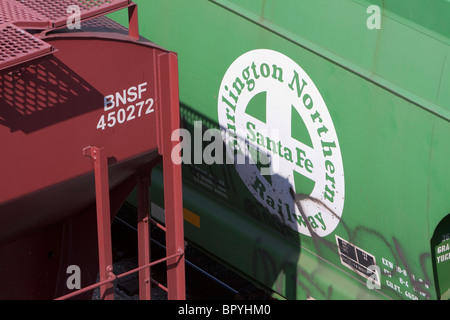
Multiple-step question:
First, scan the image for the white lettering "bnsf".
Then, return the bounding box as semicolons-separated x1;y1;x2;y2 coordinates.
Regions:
223;305;270;315
104;82;148;111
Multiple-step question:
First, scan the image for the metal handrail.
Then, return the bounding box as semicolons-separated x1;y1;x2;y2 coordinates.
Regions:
55;251;184;300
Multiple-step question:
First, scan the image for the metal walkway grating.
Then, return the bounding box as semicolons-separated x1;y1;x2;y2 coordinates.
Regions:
0;24;52;70
11;0;131;28
0;0;47;27
0;0;130;29
0;0;132;70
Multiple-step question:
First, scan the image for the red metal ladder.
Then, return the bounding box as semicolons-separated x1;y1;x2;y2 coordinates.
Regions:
55;144;186;300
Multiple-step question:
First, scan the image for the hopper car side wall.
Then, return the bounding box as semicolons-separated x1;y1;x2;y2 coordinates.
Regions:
111;0;450;300
0;25;182;298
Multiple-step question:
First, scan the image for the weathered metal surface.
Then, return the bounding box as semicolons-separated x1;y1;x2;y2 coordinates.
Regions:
0;33;161;243
114;0;450;300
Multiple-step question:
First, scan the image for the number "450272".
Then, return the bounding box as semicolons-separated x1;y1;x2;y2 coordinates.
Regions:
96;98;154;130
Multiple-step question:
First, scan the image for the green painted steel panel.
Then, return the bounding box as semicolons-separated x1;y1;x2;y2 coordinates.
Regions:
111;0;450;300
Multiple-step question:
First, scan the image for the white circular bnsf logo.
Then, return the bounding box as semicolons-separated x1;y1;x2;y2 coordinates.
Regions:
218;49;344;237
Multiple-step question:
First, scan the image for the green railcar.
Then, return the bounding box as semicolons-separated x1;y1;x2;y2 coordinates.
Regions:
111;0;450;300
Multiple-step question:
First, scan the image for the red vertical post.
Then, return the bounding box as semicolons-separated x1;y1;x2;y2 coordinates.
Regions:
83;146;114;300
128;3;139;40
158;52;185;300
137;173;151;300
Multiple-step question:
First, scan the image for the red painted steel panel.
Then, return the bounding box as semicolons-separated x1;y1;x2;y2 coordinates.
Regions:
0;0;185;299
0;1;185;300
0;32;170;244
